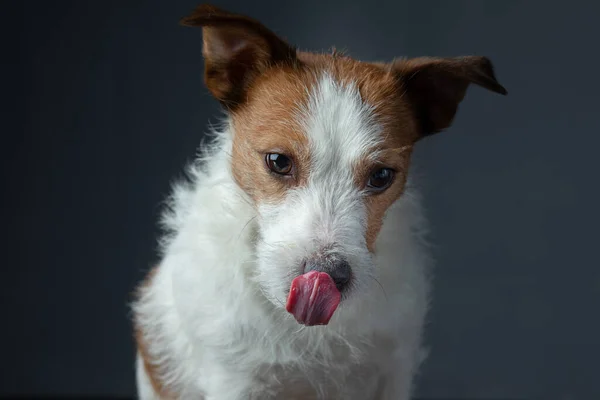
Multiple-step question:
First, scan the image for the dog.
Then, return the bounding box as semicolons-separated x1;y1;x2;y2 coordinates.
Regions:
132;4;506;399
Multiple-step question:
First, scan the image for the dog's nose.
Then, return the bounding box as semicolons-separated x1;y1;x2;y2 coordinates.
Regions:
305;258;352;292
328;260;352;291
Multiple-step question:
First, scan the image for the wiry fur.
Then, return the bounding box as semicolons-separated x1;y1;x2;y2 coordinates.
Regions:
134;75;432;399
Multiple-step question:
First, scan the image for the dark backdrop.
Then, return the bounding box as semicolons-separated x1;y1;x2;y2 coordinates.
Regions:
3;1;599;399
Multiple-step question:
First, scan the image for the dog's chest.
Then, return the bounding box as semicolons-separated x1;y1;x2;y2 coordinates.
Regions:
208;334;388;399
247;357;384;400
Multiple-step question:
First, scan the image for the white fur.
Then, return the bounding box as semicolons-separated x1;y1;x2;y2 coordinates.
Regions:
134;74;431;399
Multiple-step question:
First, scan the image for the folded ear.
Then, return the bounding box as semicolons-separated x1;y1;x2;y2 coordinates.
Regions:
392;56;507;138
181;4;298;109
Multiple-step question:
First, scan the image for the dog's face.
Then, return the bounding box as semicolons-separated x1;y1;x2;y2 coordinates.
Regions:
181;5;506;311
228;64;416;307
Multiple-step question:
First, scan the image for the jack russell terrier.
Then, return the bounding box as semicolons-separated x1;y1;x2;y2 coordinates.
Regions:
133;4;506;399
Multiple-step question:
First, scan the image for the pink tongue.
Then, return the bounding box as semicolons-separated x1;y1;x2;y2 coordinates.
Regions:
285;271;341;326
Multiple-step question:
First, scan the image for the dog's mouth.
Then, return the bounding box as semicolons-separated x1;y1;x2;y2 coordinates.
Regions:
285;271;341;326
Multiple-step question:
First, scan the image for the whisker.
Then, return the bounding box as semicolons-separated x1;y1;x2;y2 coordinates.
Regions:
370;275;388;302
272;296;286;309
235;193;254;208
235;216;257;244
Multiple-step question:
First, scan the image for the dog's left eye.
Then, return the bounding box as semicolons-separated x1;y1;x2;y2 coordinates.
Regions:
367;168;395;192
266;153;293;175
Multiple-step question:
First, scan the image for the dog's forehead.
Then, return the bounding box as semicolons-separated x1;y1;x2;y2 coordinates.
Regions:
300;72;382;170
235;53;417;167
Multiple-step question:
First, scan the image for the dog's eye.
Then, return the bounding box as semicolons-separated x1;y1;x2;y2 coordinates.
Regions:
367;168;395;192
266;153;293;175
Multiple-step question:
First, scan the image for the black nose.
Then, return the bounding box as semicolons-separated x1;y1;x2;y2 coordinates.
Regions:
328;260;352;291
305;257;352;291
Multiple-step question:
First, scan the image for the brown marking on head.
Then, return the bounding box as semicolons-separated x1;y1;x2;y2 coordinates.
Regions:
228;53;415;211
133;267;175;399
182;4;507;249
229;67;316;205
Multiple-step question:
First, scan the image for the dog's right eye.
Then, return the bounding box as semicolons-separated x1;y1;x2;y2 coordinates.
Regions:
367;168;395;192
266;153;293;175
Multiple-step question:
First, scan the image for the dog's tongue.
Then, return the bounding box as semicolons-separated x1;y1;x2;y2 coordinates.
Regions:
286;271;341;326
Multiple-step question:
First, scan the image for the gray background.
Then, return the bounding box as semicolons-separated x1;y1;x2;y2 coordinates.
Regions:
3;0;598;399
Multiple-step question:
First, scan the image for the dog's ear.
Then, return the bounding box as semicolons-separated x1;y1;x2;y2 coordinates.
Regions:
181;4;298;109
391;56;507;139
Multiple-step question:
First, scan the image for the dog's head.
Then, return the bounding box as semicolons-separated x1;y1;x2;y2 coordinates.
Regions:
181;5;506;324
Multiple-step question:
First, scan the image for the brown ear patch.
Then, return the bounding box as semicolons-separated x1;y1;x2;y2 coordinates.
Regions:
392;56;507;137
180;4;298;109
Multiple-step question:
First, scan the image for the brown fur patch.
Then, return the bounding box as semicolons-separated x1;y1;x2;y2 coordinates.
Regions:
229;66;316;205
133;267;175;399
